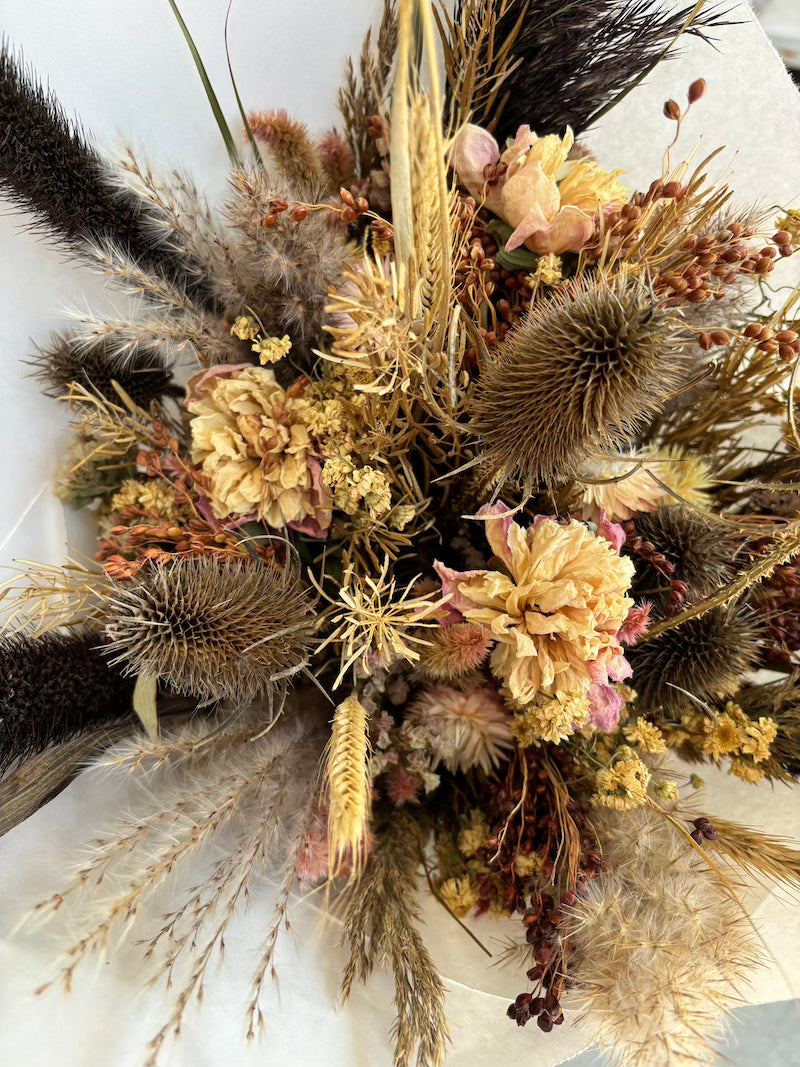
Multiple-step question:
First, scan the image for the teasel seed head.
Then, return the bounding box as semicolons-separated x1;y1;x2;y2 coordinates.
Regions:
32;332;181;409
0;629;133;772
629;603;763;715
471;276;684;487
103;557;316;707
633;505;736;602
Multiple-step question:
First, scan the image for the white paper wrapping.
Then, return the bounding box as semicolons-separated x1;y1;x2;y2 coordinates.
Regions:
1;3;799;1065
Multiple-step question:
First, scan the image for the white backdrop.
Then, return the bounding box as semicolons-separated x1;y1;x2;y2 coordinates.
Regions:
1;2;799;1066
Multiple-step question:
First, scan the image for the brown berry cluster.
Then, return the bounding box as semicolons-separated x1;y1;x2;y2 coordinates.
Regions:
743;321;800;363
690;816;718;845
623;519;688;616
754;555;800;665
453;197;496;313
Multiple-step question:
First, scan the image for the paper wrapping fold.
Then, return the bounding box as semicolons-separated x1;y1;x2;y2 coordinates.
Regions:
0;2;799;1065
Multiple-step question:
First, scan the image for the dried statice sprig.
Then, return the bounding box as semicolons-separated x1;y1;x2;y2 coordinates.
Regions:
566;804;761;1067
340;813;450;1067
0;42;212;303
32;331;181;409
325;694;372;877
471;276;685;487
223;168;352;365
448;0;726;139
629;602;763;715
31;705;327;1067
102;556;316;708
0;629;133;773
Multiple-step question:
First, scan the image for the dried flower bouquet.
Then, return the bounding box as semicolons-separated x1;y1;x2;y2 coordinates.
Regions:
1;2;800;1066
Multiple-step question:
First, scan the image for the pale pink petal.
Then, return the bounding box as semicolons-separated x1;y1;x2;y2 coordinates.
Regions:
476;502;516;567
501;166;560;247
185;362;253;404
588;684;624;732
450;123;500;201
433;560;487;621
595;510;626;553
607;650;633;683
525;205;594;255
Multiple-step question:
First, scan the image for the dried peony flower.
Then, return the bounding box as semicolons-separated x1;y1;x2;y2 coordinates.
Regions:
593;747;650;810
411;684;513;774
186;363;331;536
451;123;627;254
435;504;634;708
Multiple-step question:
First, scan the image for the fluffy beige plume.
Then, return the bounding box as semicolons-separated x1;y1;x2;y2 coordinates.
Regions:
325;695;372;877
566;804;762;1067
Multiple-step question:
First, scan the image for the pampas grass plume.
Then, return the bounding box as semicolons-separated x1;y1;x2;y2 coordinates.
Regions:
472;276;684;487
566;804;761;1067
103;557;315;706
325;694;371;877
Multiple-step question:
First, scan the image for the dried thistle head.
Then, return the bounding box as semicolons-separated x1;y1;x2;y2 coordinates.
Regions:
630;603;763;716
32;332;180;409
103;557;315;706
471;276;684;487
633;505;736;600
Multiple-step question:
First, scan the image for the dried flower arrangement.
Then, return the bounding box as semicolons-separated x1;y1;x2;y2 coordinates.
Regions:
1;2;800;1065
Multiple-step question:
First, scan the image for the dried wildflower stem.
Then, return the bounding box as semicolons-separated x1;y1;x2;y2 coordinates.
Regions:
0;558;109;637
696;816;800;887
326;695;372;876
641;521;800;640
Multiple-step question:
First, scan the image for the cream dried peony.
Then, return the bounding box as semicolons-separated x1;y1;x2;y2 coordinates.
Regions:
186;364;331;535
435;505;634;707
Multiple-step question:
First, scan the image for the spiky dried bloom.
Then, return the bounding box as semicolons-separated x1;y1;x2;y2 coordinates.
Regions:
0;44;210;300
325;695;372;876
186;364;331;534
32;332;180;409
248;110;322;186
410;684;513;774
471;277;684;486
435;505;634;706
566;804;761;1067
340;813;450;1067
224;168;351;364
634;505;735;600
102;557;315;706
417;622;492;681
313;557;446;687
448;0;724;140
0;630;133;772
629;604;763;716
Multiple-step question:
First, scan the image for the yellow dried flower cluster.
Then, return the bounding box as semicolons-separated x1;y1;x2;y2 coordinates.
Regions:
231;316;292;365
511;692;590;746
458;809;489;857
663;702;777;782
623;716;667;753
187;365;329;531
438;875;479;918
322;456;393;521
514;852;544;878
109;478;188;522
653;779;680;800
593;746;650;810
529;253;563;287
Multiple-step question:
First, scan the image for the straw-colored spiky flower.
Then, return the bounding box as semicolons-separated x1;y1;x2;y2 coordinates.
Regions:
410;684;513;774
630;603;762;715
566;805;761;1067
103;557;315;706
471;276;684;486
417;623;493;681
325;694;372;877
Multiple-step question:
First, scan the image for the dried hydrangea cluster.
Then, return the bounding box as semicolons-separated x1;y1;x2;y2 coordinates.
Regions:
2;3;800;1067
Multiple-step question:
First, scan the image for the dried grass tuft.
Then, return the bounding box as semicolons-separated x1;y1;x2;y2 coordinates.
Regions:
325;694;372;877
